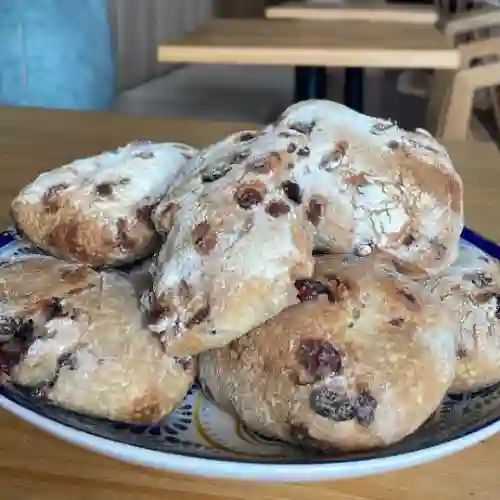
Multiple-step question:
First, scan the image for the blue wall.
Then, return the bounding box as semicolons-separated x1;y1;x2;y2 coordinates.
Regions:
0;0;115;110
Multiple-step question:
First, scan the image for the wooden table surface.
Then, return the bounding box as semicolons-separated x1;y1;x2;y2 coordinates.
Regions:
265;1;439;24
157;19;460;70
0;106;500;499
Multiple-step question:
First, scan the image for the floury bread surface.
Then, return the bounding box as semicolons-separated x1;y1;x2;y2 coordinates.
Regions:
11;141;197;267
199;254;457;452
146;100;463;357
0;256;194;423
423;242;500;392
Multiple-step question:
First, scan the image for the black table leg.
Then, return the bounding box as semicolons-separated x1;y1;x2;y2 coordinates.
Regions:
343;67;365;113
294;66;327;102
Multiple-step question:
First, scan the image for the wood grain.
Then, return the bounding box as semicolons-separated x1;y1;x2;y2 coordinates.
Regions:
265;2;439;24
0;106;499;499
157;19;460;69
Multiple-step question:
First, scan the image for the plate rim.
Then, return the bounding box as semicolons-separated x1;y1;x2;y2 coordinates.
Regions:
1;226;500;481
2;392;500;482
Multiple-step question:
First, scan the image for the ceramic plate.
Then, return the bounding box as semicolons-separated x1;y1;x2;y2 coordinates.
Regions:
1;227;500;482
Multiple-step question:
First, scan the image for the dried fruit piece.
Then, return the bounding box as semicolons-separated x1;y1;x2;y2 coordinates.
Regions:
294;279;328;302
296;338;342;380
233;182;266;209
0;317;35;373
238;131;257;142
296;146;311;157
289;121;315;135
201;163;232;183
354;390;378;426
96;183;113;196
245;152;282;174
281;181;302;204
309;388;355;422
191;221;217;255
265;201;290;218
306;197;325;226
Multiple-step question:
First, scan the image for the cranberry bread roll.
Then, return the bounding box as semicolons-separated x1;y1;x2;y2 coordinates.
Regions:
423;242;500;393
11;141;197;267
147;130;314;357
0;256;193;423
269;100;463;274
199;254;456;452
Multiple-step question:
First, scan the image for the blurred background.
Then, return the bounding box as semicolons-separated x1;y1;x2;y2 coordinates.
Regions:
1;0;499;140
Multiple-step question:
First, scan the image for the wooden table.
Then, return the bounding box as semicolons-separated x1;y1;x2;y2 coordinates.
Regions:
158;19;459;113
265;1;439;24
1;106;500;499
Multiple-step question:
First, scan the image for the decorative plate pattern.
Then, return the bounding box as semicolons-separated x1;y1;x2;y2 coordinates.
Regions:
1;227;500;480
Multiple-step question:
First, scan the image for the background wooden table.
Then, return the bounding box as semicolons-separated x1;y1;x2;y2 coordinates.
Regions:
158;18;459;69
0;107;499;499
157;18;459;112
265;1;439;24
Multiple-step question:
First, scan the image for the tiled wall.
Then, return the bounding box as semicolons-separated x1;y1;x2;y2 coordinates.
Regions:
107;0;214;91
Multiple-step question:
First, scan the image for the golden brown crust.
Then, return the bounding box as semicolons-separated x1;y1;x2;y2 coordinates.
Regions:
0;256;193;423
423;243;500;392
11;142;197;267
199;254;456;452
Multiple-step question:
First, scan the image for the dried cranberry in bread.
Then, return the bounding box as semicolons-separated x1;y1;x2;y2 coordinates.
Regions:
0;256;193;423
11;141;197;267
199;254;456;452
423;242;500;393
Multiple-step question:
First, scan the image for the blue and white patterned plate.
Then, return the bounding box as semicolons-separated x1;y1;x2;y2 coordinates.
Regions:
1;227;500;482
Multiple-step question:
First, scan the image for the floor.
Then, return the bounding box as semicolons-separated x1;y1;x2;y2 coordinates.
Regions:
114;64;496;140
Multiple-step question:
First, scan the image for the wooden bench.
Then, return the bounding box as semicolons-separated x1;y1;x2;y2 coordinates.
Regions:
265;1;439;24
158;18;460;113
